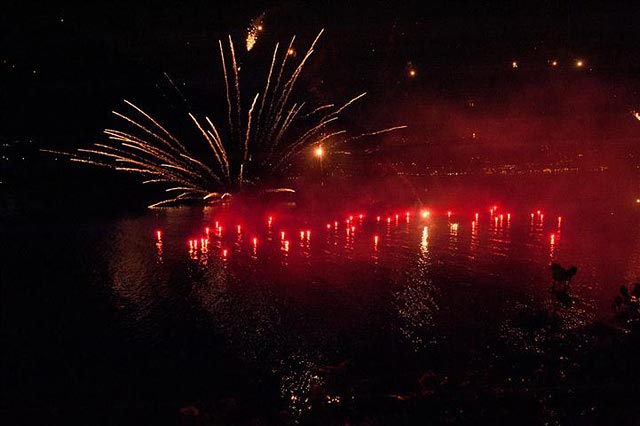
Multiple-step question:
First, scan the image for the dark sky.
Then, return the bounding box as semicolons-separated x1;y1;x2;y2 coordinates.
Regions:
1;0;639;150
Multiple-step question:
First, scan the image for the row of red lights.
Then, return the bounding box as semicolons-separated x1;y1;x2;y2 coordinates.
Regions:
156;207;562;257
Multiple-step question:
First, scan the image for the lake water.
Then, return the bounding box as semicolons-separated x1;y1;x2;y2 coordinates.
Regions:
3;173;639;424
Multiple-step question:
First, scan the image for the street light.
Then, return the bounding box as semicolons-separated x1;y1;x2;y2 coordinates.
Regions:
315;145;324;186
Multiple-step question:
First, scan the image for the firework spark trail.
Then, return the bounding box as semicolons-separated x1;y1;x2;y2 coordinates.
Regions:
260;36;296;145
300;104;334;119
204;117;230;175
219;40;234;139
255;43;280;142
111;111;179;154
44;29;406;207
189;113;226;179
228;36;243;157
265;31;324;150
272;102;306;150
123;99;187;152
343;125;410;142
281;116;339;154
243;93;261;163
163;72;191;108
332;92;367;116
274;130;347;170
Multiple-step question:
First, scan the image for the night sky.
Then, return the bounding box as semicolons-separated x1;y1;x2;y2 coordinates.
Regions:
2;0;639;205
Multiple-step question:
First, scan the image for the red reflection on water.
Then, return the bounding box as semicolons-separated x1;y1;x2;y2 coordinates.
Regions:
156;231;163;263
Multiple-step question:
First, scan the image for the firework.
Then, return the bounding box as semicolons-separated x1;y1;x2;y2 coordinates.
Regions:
43;30;406;208
246;13;265;51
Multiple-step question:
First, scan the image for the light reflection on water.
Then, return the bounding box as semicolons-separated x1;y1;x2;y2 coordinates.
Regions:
105;203;638;415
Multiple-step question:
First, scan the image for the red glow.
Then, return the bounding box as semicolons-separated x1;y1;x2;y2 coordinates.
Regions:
387;217;391;223
377;216;381;222
215;221;219;228
550;234;555;244
306;230;311;238
531;213;534;218
395;214;399;219
237;225;241;233
281;231;285;240
537;210;541;215
205;227;209;235
475;213;479;220
327;223;331;229
252;237;257;246
300;231;305;239
540;214;544;220
359;214;364;219
507;213;511;220
447;211;452;218
493;205;497;210
558;216;562;224
334;221;338;227
156;230;162;240
284;241;289;251
222;249;228;257
351;226;355;232
421;210;430;218
499;214;503;220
